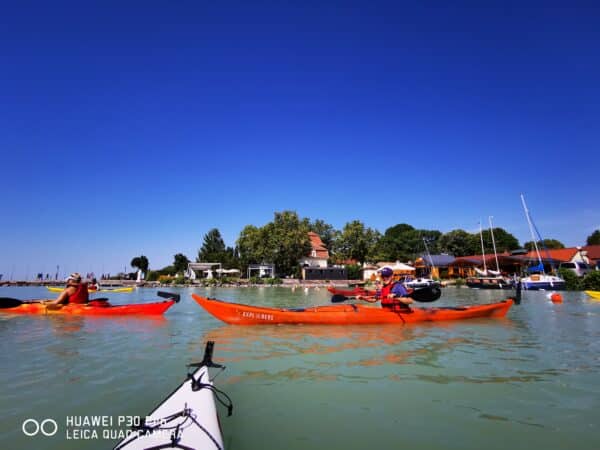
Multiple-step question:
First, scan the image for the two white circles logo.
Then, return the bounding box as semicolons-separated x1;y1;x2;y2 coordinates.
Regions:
22;418;58;437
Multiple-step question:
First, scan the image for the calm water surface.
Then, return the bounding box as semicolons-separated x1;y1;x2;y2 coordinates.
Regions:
1;286;599;449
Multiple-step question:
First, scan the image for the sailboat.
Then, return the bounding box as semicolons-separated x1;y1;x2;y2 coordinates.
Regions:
519;194;565;290
466;218;515;289
403;238;440;289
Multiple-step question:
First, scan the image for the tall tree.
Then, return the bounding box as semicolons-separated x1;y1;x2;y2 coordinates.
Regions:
173;253;190;275
130;255;149;275
263;211;312;276
197;229;227;262
524;239;565;251
332;220;380;264
587;230;600;245
237;225;268;268
374;224;441;261
438;229;476;257
480;228;520;253
237;211;312;276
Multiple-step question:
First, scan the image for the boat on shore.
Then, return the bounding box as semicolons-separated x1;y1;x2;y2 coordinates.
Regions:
519;195;566;291
192;294;513;325
467;218;515;290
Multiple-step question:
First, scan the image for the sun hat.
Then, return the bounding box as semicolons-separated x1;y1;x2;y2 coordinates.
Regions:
67;273;82;283
378;267;394;278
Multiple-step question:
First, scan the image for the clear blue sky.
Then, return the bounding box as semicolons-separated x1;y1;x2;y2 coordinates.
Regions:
2;1;599;279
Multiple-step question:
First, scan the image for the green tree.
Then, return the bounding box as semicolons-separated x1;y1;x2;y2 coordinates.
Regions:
130;255;149;275
373;224;441;261
331;220;380;264
263;211;312;276
587;230;600;245
198;229;227;263
524;239;564;251
173;253;190;275
481;228;520;253
237;225;269;268
237;211;312;277
438;229;477;257
583;271;600;290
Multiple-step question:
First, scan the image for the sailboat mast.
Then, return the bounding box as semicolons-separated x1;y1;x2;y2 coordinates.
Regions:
489;216;501;273
520;194;544;271
479;221;487;273
422;237;436;275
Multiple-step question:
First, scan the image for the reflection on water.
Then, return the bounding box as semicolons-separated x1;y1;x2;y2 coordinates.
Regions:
1;286;600;450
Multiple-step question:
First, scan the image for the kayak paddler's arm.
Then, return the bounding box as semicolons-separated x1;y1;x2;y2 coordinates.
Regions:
48;287;73;306
356;295;379;303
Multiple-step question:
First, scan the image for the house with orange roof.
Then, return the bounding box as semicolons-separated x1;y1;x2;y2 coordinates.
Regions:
583;245;600;267
299;232;329;268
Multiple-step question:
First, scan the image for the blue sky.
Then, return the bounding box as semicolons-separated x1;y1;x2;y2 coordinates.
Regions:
1;1;599;279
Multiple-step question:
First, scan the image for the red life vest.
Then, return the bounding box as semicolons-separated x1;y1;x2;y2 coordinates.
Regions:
380;282;410;309
67;283;89;304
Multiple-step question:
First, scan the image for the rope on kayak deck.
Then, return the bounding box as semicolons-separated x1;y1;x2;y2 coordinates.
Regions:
123;406;223;450
188;370;234;417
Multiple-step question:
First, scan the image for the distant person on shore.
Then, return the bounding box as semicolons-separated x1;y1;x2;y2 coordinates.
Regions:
47;273;89;307
361;267;413;310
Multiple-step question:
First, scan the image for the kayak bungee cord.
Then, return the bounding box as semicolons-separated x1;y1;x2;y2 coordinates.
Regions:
113;341;232;450
118;405;223;450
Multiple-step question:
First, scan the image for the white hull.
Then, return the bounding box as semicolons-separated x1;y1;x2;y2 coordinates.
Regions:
115;356;225;449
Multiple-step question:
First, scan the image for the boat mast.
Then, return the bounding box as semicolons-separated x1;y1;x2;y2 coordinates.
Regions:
520;194;545;273
489;216;501;273
479;221;487;274
422;237;436;276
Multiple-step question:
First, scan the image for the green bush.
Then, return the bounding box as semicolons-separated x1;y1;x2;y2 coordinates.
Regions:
173;276;186;285
145;271;159;282
454;278;465;288
346;264;362;280
249;276;263;285
266;277;282;285
558;268;583;290
583;271;600;290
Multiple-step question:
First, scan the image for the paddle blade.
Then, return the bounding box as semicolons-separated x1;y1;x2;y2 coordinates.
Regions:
0;297;23;308
158;291;181;302
331;294;350;303
410;286;442;303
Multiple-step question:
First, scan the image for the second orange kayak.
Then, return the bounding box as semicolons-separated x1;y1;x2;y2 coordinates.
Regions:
192;294;513;325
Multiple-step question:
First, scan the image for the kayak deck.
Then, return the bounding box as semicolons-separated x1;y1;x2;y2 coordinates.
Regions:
47;286;134;293
192;294;513;325
2;300;176;316
585;290;600;300
114;341;227;450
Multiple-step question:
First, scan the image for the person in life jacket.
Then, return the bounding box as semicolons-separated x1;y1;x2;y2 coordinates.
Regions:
48;273;89;306
377;266;413;310
89;277;100;291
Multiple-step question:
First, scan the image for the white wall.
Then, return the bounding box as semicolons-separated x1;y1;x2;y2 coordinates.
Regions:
299;257;328;268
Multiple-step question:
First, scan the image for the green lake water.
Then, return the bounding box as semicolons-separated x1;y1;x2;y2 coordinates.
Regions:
1;286;599;450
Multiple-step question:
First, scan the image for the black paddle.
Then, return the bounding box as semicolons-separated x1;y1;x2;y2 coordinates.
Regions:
331;286;442;303
157;291;181;303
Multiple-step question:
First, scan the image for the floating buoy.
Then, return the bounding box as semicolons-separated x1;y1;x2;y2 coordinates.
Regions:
550;292;563;303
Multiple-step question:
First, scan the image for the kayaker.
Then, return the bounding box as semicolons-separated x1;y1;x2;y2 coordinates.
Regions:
47;273;89;306
89;277;99;291
374;266;413;310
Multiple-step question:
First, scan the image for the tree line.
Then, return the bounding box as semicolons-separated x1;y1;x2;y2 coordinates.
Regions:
130;211;600;278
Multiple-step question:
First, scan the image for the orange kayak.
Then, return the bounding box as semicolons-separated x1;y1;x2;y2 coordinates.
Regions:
1;300;176;316
192;294;513;325
1;292;179;316
326;286;375;296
